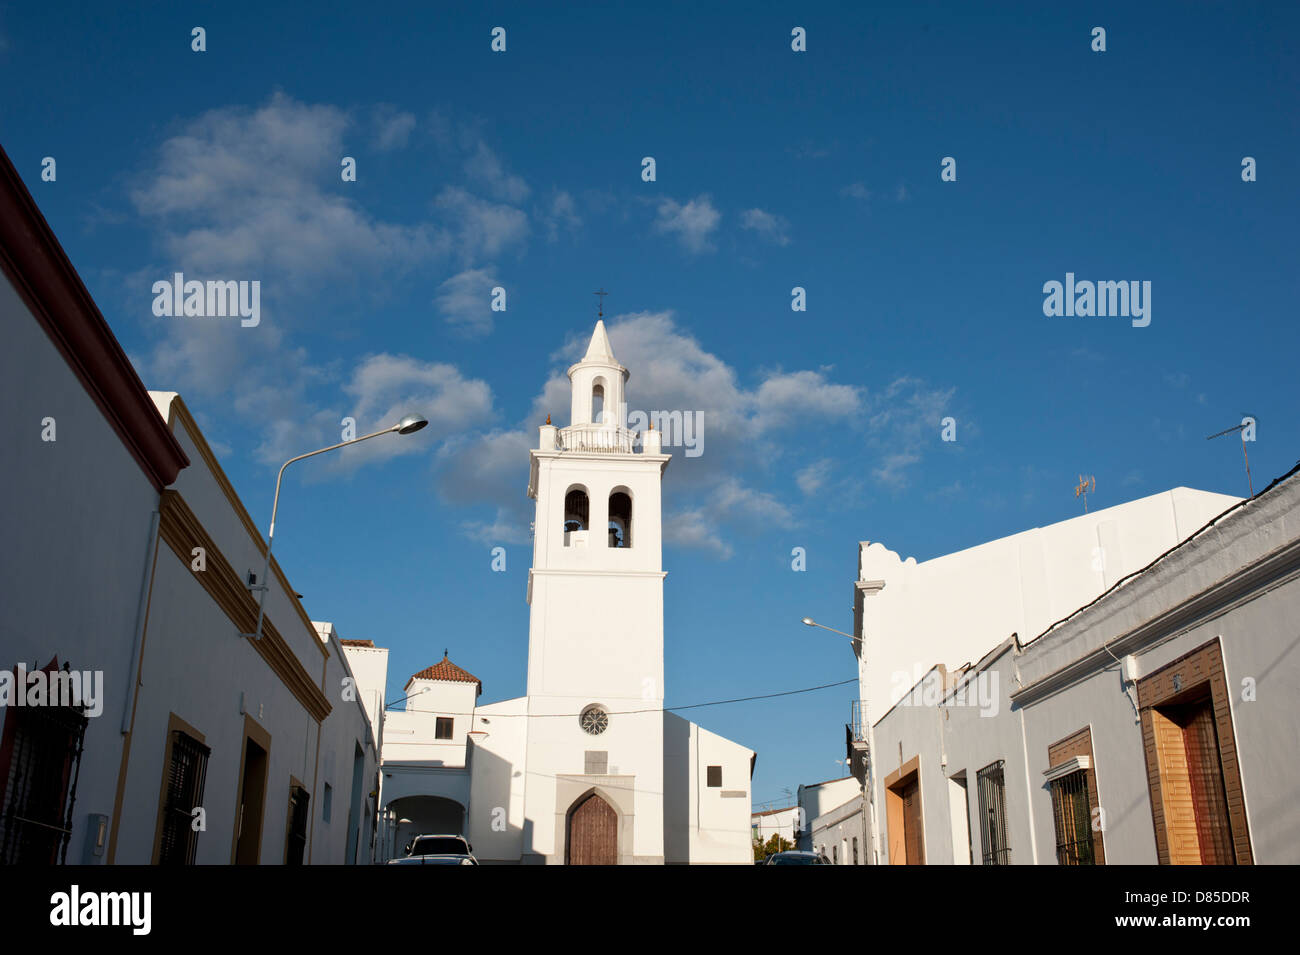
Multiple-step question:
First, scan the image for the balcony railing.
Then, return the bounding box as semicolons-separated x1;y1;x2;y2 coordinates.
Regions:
848;700;866;742
845;700;870;784
558;423;636;454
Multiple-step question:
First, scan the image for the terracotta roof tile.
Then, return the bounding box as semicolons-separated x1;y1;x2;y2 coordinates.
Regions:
408;654;482;693
339;639;374;648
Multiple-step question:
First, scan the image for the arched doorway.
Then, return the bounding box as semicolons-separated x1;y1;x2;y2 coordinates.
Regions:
566;791;618;865
386;795;466;859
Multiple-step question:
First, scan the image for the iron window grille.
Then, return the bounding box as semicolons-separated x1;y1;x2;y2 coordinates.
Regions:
435;717;454;739
157;730;210;865
977;760;1011;865
0;700;89;864
1050;770;1098;865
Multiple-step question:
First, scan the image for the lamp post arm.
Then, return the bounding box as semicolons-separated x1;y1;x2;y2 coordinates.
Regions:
245;424;399;641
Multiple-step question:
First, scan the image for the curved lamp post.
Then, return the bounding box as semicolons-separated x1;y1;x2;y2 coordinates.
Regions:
241;414;429;641
803;615;876;865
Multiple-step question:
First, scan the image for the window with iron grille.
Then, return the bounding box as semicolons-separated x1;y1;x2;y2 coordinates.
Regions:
285;785;310;865
157;730;210;865
976;760;1011;865
435;717;453;740
584;750;608;775
0;701;89;864
1050;770;1099;865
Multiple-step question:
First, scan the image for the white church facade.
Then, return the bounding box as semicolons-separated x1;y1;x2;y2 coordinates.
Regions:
348;322;755;864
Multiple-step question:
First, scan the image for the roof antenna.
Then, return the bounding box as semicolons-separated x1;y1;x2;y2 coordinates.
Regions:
1074;474;1096;513
594;287;608;319
1207;417;1255;497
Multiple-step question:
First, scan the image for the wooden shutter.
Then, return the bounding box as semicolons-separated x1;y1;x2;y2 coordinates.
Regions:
158;730;210;865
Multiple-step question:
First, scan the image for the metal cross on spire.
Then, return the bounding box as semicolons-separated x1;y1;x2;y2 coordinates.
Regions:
594;287;608;318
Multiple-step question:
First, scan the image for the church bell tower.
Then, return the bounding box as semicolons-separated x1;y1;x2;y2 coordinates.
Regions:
522;319;671;863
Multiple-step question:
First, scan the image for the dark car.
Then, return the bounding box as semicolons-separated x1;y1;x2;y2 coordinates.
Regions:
388;834;477;865
764;850;830;865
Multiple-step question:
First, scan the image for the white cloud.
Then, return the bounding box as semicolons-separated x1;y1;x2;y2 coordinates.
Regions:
796;459;832;495
741;208;791;246
252;353;495;470
541;190;581;242
873;452;920;488
373;105;416;151
435;186;529;260
841;182;871;201
463;139;530;203
435;267;500;336
653;195;721;253
132;92;443;281
664;508;733;559
754;370;861;429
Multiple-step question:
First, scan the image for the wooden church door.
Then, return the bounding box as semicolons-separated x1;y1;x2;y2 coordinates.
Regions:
567;792;617;865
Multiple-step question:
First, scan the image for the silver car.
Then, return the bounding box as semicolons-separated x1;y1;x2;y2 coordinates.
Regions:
764;850;830;865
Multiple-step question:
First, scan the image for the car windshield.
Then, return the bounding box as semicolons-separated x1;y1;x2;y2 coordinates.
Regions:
769;853;816;865
409;837;468;856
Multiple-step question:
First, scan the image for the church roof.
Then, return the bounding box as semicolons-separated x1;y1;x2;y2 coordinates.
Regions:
407;654;482;693
582;319;616;362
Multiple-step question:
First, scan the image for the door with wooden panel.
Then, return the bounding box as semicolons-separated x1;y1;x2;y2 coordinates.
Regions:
1156;697;1235;864
566;792;617;865
900;778;925;865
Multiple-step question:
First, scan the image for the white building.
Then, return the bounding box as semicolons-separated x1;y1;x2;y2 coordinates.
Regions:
359;321;756;864
850;470;1300;864
752;805;799;847
795;776;862;863
0;149;380;865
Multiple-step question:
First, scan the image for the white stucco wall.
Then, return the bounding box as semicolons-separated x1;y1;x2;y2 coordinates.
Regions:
855;488;1241;728
663;714;754;864
810;793;866;864
112;398;378;865
1014;477;1300;864
864;474;1300;865
796;776;860;851
0;272;162;863
752;806;799;845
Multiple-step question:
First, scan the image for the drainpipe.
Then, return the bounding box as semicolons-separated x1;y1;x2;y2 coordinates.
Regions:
121;509;161;735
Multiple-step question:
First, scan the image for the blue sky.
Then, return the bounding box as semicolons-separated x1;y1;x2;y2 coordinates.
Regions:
3;2;1297;808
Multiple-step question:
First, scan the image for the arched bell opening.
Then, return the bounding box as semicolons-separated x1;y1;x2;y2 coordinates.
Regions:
564;487;590;547
607;489;632;548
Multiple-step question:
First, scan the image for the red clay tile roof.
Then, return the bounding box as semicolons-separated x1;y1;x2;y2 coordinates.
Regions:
407;654;482;692
339;639;374;647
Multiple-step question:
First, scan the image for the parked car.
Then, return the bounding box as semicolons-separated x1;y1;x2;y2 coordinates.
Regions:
764;850;830;865
387;834;477;865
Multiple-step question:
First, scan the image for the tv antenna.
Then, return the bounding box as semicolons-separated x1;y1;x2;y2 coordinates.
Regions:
1074;474;1096;513
594;287;608;319
1206;418;1255;497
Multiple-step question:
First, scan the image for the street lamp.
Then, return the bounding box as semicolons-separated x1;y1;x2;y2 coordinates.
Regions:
802;614;876;865
241;414;429;641
801;617;859;644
